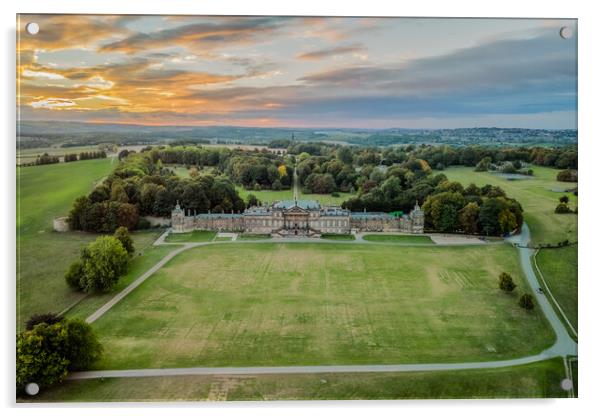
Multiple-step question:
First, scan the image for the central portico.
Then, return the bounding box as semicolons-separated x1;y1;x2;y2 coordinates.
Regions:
273;200;318;236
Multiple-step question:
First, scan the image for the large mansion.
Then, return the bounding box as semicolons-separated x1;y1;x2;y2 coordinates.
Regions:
171;199;424;237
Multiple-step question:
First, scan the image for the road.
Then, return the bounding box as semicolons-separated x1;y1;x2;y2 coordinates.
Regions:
71;222;577;380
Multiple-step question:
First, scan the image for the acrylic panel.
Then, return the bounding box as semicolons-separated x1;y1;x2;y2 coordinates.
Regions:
16;14;577;402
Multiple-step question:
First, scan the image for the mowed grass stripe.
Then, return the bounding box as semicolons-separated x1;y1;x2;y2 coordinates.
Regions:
91;243;554;370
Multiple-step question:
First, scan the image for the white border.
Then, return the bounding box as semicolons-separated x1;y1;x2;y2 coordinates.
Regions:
3;1;601;415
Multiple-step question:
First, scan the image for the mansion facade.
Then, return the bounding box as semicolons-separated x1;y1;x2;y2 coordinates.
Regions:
171;199;424;237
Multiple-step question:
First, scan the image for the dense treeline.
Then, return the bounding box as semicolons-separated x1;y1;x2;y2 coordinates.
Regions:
78;150;107;160
68;151;245;232
33;153;60;165
64;141;576;236
225;153;293;190
146;145;294;191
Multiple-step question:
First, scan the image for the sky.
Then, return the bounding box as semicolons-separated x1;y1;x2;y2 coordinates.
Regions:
17;15;577;129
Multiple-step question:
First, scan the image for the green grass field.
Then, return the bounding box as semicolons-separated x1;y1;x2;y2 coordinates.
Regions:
236;186;353;206
16;159;116;330
91;243;553;370
443;166;577;245
164;230;216;243
237;233;271;240
362;234;434;244
27;358;566;401
320;234;356;240
535;246;578;332
17;145;108;165
64;243;176;321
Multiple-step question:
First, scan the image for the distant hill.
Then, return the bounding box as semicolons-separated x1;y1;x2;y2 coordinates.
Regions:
17;121;577;149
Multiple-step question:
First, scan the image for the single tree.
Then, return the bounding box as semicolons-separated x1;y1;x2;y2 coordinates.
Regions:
16;319;102;394
559;195;569;204
62;319;103;371
518;293;535;310
498;272;516;292
16;323;70;392
65;260;84;289
80;236;129;293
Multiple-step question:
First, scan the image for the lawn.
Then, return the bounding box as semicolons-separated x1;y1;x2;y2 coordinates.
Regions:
238;233;271;240
320;233;356;240
443;166;577;245
27;358;567;401
535;246;578;332
362;234;434;244
16;159;115;330
91;243;553;369
164;230;216;243
236;185;353;206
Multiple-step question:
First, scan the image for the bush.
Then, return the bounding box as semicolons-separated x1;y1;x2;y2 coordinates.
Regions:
559;195;569;204
62;319;103;370
556;169;578;182
80;236;129;292
498;272;516;292
555;203;572;214
113;226;135;255
518;293;535;310
25;313;64;330
65;261;84;289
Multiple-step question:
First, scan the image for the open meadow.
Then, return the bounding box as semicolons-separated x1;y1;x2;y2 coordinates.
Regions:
236;185;352;206
443;166;577;245
535;246;578;332
16;158;162;329
91;243;554;370
443;166;578;337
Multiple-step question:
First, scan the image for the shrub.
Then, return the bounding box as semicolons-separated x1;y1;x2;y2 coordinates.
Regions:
555;203;572;214
518;293;535;310
556;169;578;182
559;195;569;204
25;313;64;331
113;226;135;255
65;261;84;289
498;272;516;292
62;319;103;371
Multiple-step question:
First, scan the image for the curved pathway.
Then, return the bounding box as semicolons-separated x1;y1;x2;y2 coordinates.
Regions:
72;223;577;380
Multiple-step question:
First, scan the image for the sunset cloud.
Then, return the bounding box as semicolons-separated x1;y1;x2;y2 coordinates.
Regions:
17;15;577;129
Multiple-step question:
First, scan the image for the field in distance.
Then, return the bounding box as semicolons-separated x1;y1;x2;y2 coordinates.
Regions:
443;165;578;335
443;166;577;245
91;243;554;370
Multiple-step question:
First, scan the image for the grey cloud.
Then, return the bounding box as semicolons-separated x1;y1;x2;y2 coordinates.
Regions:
296;44;365;60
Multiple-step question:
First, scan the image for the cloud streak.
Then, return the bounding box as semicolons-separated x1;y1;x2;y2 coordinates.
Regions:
296;44;365;60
